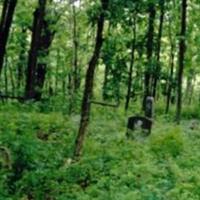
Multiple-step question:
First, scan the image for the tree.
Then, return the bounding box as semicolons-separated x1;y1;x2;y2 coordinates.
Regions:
152;0;165;98
74;0;109;158
25;0;47;100
143;2;156;110
176;0;187;123
125;14;136;111
25;0;57;101
0;0;17;75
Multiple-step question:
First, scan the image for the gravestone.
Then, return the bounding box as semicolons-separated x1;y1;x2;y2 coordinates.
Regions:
126;96;154;138
145;96;154;119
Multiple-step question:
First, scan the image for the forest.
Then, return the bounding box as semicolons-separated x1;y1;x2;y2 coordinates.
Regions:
0;0;200;199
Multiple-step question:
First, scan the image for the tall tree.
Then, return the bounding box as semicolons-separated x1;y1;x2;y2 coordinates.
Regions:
72;3;80;92
0;0;17;75
34;15;56;101
165;32;175;114
25;0;56;100
152;0;165;98
125;14;136;111
25;0;47;100
74;0;109;158
17;27;27;95
143;2;156;110
176;0;187;123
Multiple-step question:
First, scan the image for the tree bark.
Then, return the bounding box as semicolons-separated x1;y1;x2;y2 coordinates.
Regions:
125;15;136;111
4;55;8;95
25;0;47;100
0;0;17;75
165;43;175;114
74;0;109;158
72;4;80;91
176;0;187;123
25;0;56;101
143;3;156;110
17;28;27;95
102;64;109;100
152;0;165;98
34;19;55;101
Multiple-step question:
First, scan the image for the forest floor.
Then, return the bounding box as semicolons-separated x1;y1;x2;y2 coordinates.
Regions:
0;102;200;200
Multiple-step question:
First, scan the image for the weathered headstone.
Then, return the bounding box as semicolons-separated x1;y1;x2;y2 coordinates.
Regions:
126;96;154;138
126;116;153;138
145;96;154;119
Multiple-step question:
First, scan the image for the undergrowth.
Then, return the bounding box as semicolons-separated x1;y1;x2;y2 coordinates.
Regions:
0;103;200;199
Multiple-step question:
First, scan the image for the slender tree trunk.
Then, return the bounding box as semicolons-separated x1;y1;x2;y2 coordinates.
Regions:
152;0;165;98
143;3;156;110
17;28;27;95
4;56;8;95
188;82;194;105
165;43;175;114
72;4;80;91
125;15;136;111
185;73;195;105
8;59;15;96
102;64;109;100
0;0;17;75
55;50;60;93
74;0;109;158
176;0;187;123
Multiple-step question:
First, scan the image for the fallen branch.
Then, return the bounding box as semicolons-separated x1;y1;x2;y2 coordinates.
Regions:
0;94;24;101
90;100;120;108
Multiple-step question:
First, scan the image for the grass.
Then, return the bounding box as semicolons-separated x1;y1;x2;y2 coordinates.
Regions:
0;102;200;199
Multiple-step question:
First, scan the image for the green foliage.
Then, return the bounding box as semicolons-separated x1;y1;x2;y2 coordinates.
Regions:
0;105;200;199
150;127;184;158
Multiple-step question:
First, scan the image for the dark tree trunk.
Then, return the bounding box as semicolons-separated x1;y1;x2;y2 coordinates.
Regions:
185;73;195;105
143;3;156;110
17;28;27;95
152;0;165;98
74;0;109;158
125;15;136;111
72;4;80;91
55;50;60;93
102;64;109;100
34;19;55;101
8;59;15;96
25;0;47;100
4;55;8;95
25;0;55;101
165;43;175;114
0;0;17;75
176;0;187;123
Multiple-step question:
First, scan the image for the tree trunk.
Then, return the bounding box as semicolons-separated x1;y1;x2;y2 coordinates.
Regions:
17;28;27;95
165;43;175;114
74;0;109;158
34;19;55;101
152;0;165;98
176;0;187;123
8;59;15;96
4;55;8;95
143;3;156;110
185;73;195;105
72;4;80;91
102;64;109;100
25;0;47;100
125;15;136;111
25;0;55;101
0;0;17;75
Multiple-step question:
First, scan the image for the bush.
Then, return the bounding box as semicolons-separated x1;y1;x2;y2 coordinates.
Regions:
150;127;184;158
